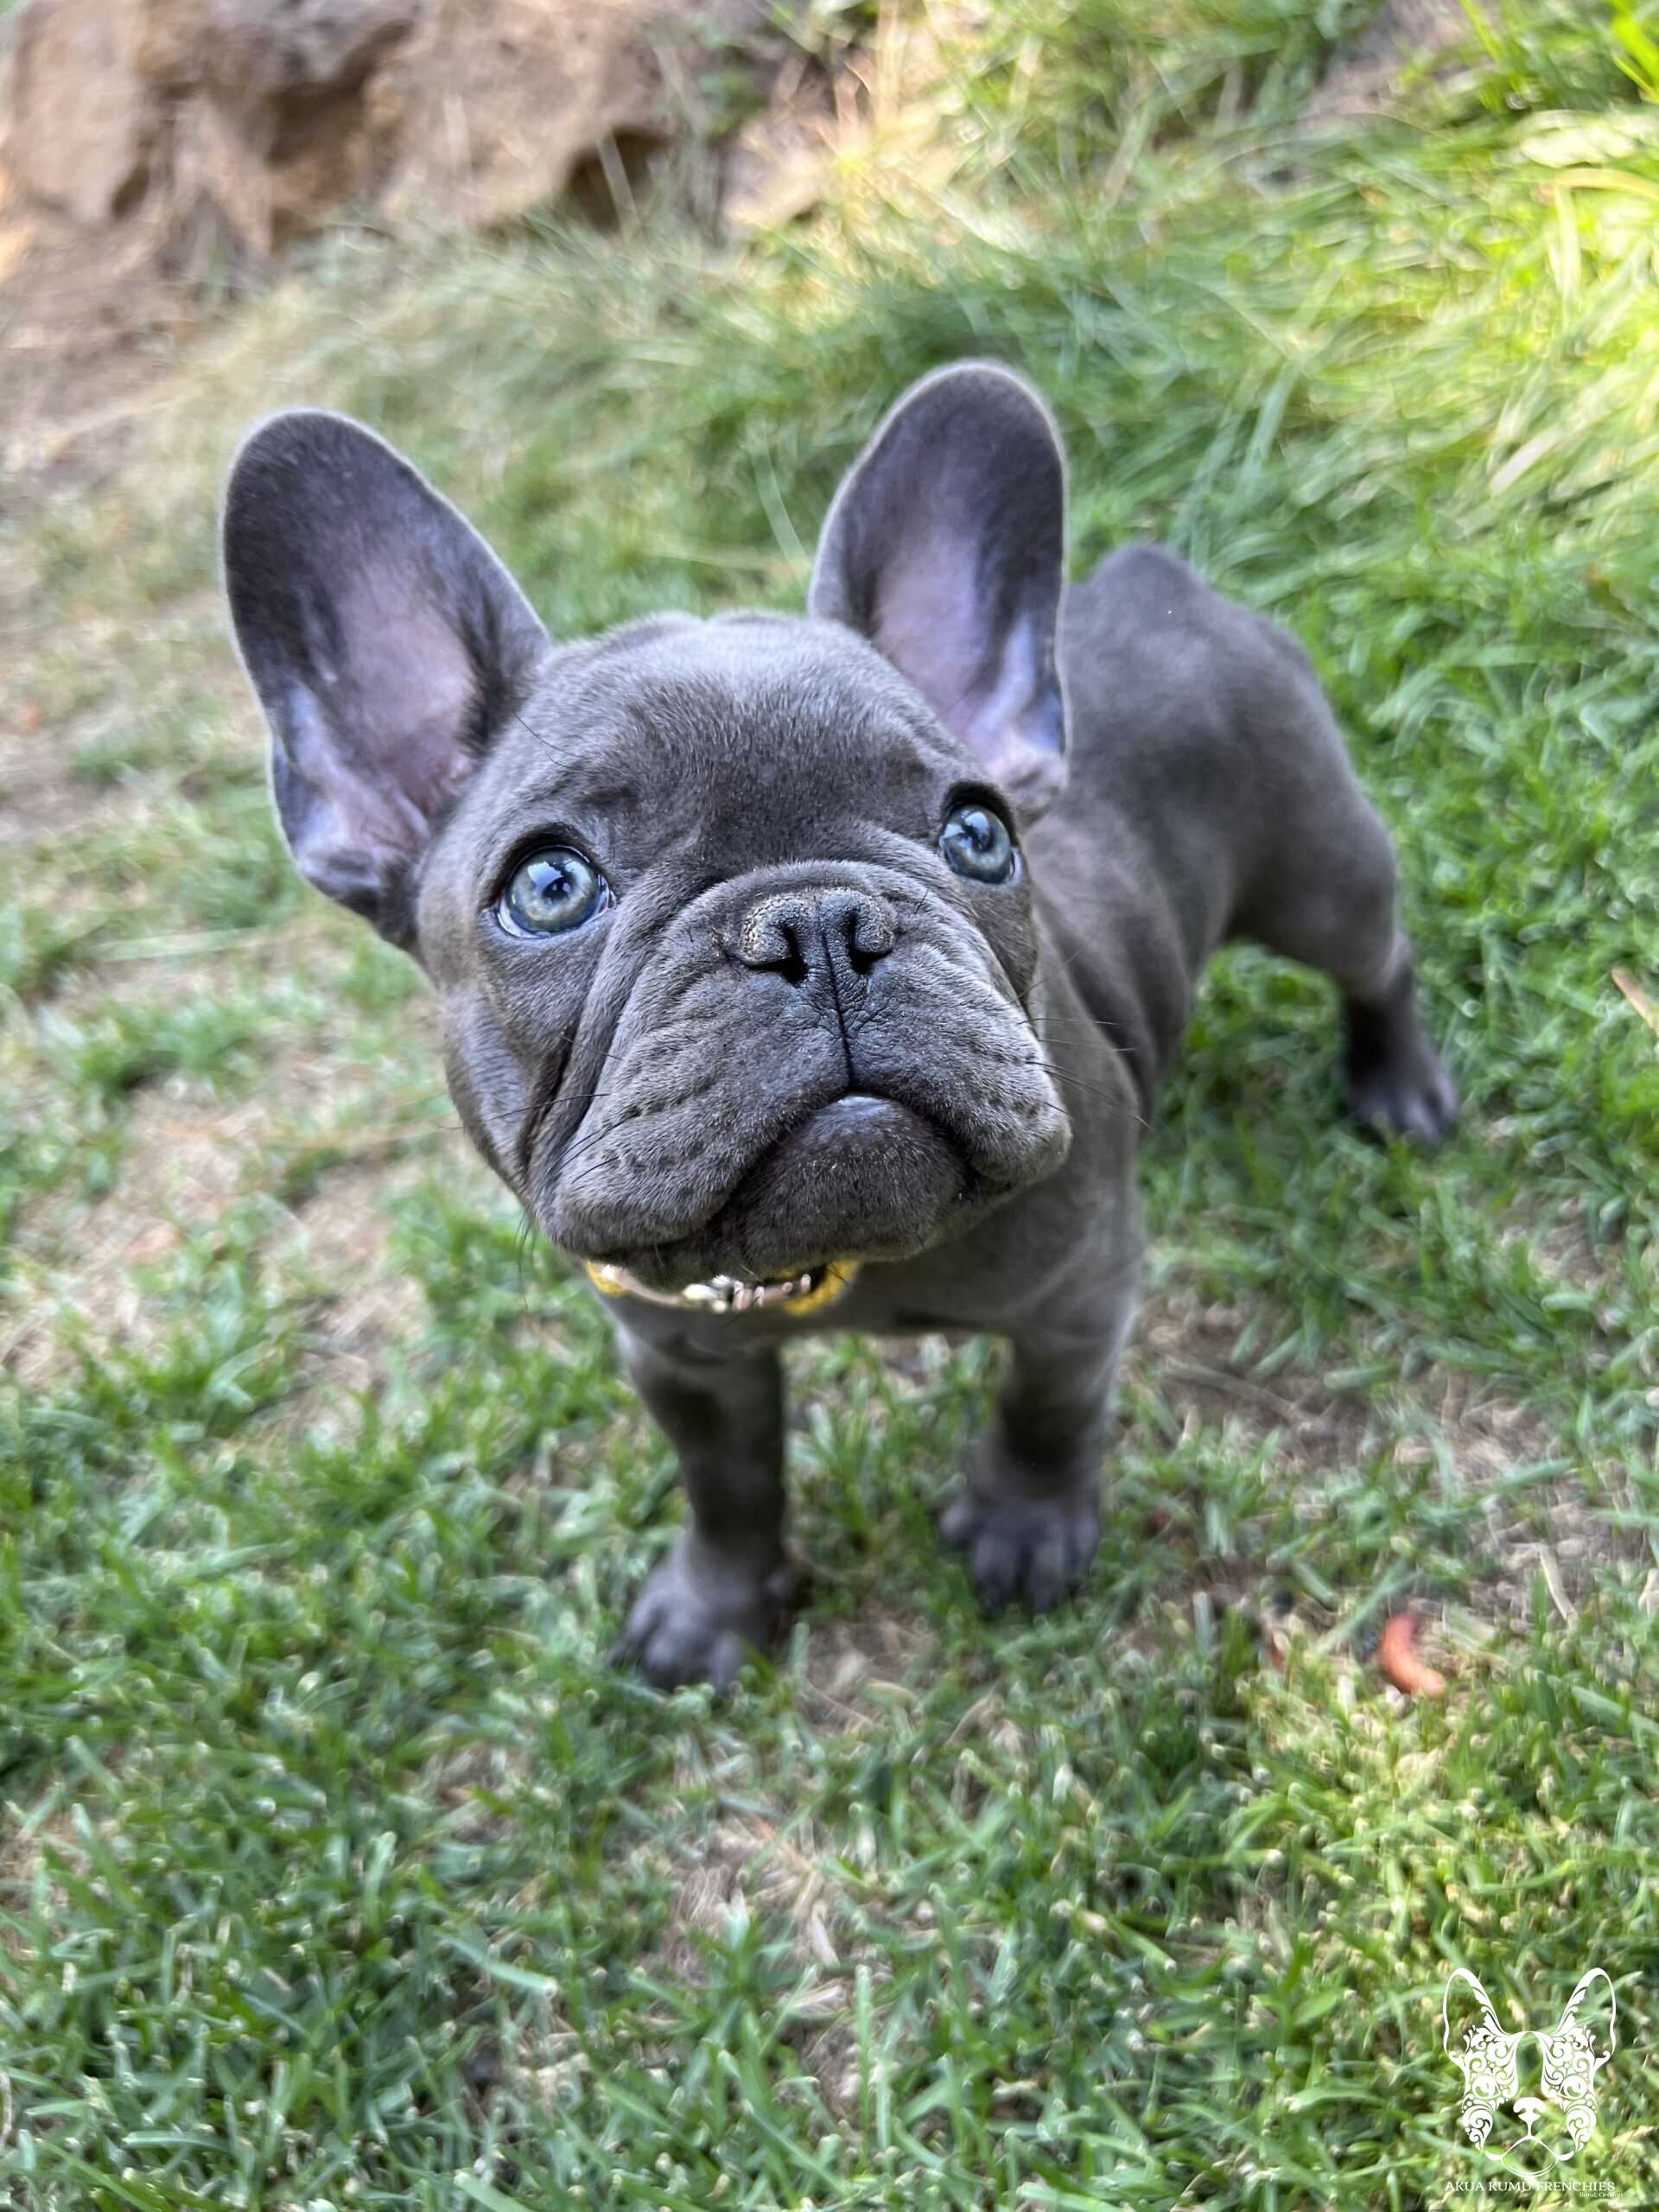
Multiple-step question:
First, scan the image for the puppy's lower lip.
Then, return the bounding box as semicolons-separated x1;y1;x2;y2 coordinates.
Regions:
771;1090;938;1149
814;1090;896;1124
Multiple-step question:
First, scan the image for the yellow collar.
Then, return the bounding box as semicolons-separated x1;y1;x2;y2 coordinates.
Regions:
583;1258;860;1318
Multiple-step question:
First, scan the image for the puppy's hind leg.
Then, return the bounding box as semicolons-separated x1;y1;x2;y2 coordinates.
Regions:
1339;930;1459;1147
1233;671;1458;1145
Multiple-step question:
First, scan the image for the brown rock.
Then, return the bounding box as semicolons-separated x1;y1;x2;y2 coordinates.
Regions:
2;0;781;269
4;0;421;257
7;0;160;226
0;0;796;481
385;0;698;232
176;0;419;257
722;50;837;234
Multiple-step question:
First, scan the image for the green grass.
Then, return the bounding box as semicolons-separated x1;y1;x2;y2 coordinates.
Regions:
3;3;1659;2203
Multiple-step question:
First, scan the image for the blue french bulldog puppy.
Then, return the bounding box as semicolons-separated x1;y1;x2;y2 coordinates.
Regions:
222;364;1455;1687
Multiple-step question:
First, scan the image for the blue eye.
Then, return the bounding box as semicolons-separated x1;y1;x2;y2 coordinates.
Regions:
940;801;1018;884
497;847;608;937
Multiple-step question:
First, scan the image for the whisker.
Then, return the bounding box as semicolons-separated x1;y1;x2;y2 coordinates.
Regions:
509;702;563;758
1036;1007;1139;1050
1027;1055;1151;1130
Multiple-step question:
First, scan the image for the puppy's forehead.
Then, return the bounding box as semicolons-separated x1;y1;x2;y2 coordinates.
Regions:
508;613;967;810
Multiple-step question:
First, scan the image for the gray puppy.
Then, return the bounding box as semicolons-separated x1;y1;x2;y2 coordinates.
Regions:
223;364;1455;1688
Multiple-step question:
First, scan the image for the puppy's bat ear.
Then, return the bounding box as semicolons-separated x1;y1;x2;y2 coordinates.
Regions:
1443;1967;1508;2058
221;410;547;946
810;362;1068;818
1552;1967;1617;2063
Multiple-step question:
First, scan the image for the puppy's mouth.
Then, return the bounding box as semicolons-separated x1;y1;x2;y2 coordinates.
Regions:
572;1091;971;1300
585;1255;857;1317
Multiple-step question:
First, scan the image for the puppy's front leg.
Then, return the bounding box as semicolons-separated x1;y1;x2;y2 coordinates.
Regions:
611;1327;797;1688
941;1258;1139;1614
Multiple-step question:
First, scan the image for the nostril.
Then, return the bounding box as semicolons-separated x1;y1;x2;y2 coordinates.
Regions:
738;893;812;983
837;896;895;975
772;920;809;987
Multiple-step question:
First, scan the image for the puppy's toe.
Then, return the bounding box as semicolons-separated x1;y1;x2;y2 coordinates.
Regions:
941;1485;1100;1615
1346;1053;1459;1147
621;1618;749;1692
612;1545;794;1691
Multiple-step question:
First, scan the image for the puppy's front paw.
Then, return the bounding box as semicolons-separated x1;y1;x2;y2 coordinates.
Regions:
1345;1044;1459;1147
1344;986;1459;1146
940;1482;1101;1614
612;1539;798;1690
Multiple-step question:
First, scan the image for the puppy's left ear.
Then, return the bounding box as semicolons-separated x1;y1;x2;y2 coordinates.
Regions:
1553;1967;1617;2064
810;362;1067;817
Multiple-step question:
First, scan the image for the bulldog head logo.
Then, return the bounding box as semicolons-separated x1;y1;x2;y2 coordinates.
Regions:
1442;1965;1616;2165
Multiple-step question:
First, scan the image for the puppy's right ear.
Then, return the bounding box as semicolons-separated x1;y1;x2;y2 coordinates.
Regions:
222;411;547;946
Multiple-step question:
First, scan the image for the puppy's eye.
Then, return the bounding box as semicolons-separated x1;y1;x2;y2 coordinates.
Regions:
497;846;608;937
940;801;1018;885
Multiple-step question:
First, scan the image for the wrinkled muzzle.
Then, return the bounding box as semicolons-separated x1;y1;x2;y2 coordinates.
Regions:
533;868;1071;1289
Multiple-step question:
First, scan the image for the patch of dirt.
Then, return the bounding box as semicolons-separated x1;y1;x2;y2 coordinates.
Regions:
1128;1281;1379;1474
0;170;203;493
2;714;144;861
0;605;244;855
423;1736;536;1844
1124;1259;1652;1632
646;1650;949;2107
276;1147;459;1404
1300;0;1478;129
502;2027;591;2119
0;625;480;1423
410;1738;594;2116
1498;1195;1628;1301
1;1004;459;1394
722;45;842;234
1395;1376;1558;1489
0;1803;83;1967
1419;1374;1648;1625
658;1812;770;1979
6;1088;262;1385
798;1602;931;1730
653;1794;887;2112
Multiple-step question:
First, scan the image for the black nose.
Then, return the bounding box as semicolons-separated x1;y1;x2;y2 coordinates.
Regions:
736;885;896;987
